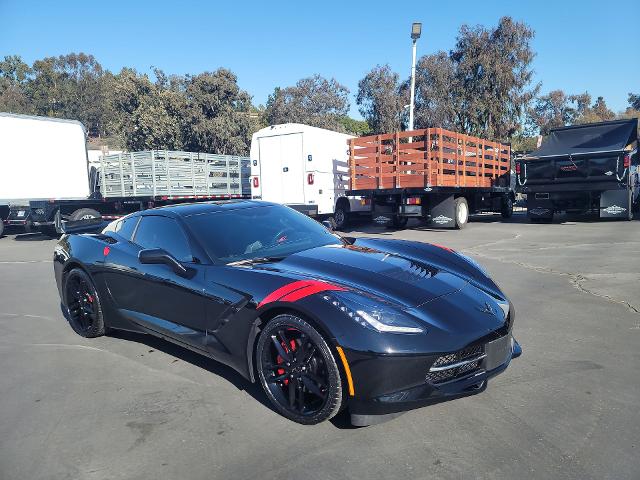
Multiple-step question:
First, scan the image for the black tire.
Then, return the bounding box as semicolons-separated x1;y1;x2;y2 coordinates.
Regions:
501;196;514;219
386;216;408;230
256;314;343;425
454;197;469;229
334;205;349;230
69;208;101;221
0;220;4;237
63;268;106;338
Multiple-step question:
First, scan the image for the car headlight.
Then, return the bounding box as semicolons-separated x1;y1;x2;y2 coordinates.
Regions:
321;291;425;334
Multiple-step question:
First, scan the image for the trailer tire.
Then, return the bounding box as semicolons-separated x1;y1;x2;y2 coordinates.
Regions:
69;208;101;221
501;196;513;219
334;203;349;230
454;197;469;229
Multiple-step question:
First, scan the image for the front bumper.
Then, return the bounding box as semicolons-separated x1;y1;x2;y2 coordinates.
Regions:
345;334;522;425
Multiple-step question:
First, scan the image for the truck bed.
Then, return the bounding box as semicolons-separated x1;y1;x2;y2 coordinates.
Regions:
348;128;511;192
100;150;250;199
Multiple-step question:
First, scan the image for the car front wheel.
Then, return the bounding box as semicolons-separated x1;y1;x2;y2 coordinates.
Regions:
256;314;344;424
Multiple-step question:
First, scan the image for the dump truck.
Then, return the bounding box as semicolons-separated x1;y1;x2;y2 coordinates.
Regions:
345;127;514;229
516;119;639;222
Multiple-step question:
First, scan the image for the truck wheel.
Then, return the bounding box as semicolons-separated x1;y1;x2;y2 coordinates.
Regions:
454;197;469;229
69;208;101;221
501;196;514;219
0;221;4;237
334;205;349;230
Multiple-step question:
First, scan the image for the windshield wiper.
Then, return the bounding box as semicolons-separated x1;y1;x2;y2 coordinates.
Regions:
227;256;286;266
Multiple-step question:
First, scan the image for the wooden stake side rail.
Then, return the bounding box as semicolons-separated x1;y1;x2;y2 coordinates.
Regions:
348;128;511;191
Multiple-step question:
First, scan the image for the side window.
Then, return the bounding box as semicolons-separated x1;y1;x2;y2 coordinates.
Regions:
133;216;192;262
116;216;139;241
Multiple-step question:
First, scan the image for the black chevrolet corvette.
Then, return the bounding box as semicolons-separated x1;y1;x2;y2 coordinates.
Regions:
53;201;521;426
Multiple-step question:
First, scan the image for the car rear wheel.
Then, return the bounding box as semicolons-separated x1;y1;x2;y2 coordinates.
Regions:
64;268;106;338
256;314;343;424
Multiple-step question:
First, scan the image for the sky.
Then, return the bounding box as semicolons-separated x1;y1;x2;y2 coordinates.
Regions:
1;0;637;118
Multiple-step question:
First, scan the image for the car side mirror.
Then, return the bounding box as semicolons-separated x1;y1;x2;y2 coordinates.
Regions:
138;248;190;277
321;220;334;231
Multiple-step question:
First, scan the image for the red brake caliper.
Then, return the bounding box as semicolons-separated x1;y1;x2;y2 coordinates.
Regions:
276;339;297;385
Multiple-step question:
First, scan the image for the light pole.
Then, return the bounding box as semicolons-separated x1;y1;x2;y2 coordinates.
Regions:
408;22;422;132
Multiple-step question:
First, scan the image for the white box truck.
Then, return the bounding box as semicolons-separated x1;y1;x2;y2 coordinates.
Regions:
249;123;370;229
0;113;90;232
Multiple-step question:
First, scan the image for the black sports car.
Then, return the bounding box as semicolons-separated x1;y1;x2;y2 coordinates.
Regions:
54;201;521;426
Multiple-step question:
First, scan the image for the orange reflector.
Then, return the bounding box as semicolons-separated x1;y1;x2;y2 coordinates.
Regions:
336;346;355;396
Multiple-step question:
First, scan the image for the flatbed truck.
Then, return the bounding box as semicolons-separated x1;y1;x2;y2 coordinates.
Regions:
345;128;514;229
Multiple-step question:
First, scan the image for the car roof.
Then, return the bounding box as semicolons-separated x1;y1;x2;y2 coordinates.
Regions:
140;200;278;218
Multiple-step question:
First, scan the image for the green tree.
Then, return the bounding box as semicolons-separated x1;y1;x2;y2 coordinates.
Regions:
107;68;184;150
29;53;107;134
628;93;640;110
0;55;33;114
412;52;457;130
356;64;406;134
527;90;589;135
448;16;539;139
575;96;615;124
265;75;350;131
183;69;256;155
338;116;371;136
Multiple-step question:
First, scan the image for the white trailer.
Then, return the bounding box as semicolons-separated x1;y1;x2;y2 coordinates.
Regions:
249;123;370;229
0;113;90;231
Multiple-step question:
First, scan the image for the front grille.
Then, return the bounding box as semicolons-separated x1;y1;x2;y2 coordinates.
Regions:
426;344;484;384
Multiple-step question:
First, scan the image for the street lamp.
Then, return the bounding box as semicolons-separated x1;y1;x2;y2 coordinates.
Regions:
408;22;422;132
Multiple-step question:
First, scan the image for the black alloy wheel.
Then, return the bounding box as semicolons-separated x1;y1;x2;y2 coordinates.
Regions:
64;268;106;338
256;314;343;424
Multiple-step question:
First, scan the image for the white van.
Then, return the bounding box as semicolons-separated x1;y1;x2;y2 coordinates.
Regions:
249;123;370;229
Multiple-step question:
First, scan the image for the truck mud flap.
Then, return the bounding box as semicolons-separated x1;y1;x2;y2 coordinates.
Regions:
428;195;456;228
371;203;394;227
600;190;630;218
526;197;553;219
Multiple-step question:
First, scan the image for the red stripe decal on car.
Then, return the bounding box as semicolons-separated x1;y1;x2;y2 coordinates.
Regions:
258;280;346;309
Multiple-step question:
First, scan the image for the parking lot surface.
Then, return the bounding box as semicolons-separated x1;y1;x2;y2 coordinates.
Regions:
1;213;638;480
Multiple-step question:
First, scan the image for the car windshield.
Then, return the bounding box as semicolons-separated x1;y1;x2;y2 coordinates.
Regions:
185;204;344;263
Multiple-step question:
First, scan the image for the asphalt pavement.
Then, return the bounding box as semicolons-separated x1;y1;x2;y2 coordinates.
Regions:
0;212;638;480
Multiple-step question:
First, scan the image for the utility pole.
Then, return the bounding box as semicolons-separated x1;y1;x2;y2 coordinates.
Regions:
408;22;422;132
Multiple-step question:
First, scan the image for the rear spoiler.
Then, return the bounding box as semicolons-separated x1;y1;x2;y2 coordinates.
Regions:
60;217;111;235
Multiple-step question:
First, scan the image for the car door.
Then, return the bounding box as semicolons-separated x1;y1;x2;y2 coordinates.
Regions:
105;214;210;350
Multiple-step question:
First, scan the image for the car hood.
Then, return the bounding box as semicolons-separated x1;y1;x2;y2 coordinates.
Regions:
259;244;469;308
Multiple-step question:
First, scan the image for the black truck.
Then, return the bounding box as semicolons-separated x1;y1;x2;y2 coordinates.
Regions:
516;119;639;222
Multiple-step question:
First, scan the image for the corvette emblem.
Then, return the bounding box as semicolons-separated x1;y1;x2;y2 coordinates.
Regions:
477;302;496;316
604;171;613;176
373;215;390;224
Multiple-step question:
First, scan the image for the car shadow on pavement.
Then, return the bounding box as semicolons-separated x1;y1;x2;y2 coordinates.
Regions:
106;329;275;409
106;329;363;429
12;232;57;241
